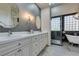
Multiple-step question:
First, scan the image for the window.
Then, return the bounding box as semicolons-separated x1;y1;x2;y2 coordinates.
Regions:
51;17;61;31
64;14;79;31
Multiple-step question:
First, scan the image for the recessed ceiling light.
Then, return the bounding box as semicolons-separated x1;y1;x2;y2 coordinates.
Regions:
49;3;51;6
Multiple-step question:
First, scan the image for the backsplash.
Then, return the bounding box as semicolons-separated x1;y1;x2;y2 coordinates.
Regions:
0;18;38;32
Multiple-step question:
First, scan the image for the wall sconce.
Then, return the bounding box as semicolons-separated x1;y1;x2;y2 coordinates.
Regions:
21;12;30;20
21;12;35;26
28;16;31;23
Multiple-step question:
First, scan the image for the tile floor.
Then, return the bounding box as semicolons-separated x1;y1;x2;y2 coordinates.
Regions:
39;44;79;56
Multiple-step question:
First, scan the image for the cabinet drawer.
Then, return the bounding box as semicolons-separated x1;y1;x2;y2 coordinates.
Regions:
31;49;39;56
4;45;30;56
3;47;23;56
3;48;20;56
0;37;30;56
0;38;29;55
40;40;46;50
30;42;40;56
18;38;30;46
21;45;30;56
33;36;39;41
41;34;48;39
31;36;40;43
0;41;20;55
32;42;39;49
41;34;48;41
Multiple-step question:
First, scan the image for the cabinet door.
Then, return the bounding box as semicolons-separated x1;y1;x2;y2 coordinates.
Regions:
39;33;48;51
4;49;19;56
30;34;48;56
4;45;29;56
0;41;21;56
30;41;40;56
21;45;29;56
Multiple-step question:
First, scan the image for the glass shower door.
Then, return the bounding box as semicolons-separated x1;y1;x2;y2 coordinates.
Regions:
51;17;62;45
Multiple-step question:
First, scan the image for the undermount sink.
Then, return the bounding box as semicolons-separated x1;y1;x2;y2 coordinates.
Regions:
0;33;9;37
0;32;21;38
0;32;26;43
0;31;41;38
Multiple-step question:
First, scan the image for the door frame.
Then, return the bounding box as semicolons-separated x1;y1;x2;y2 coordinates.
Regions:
51;16;62;45
51;12;77;46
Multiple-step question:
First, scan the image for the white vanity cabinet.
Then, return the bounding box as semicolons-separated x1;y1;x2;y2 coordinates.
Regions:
30;36;41;56
0;37;30;56
0;41;20;56
5;48;23;56
30;33;48;56
0;4;19;28
0;32;48;56
5;45;29;56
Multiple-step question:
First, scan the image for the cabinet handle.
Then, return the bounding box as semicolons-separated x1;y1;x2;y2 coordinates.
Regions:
17;49;21;52
18;43;21;46
35;52;37;54
35;38;37;39
35;44;37;46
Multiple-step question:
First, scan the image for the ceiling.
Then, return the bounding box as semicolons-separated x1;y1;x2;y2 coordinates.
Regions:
51;3;64;8
16;3;63;16
17;3;40;16
36;3;63;9
36;3;49;9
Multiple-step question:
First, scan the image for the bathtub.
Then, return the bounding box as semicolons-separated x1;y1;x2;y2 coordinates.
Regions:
66;34;79;44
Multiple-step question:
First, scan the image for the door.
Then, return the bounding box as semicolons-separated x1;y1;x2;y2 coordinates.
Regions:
51;17;62;45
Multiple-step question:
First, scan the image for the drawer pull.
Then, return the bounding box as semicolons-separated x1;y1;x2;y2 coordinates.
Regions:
35;38;37;39
35;52;37;54
35;44;37;46
18;43;21;46
17;49;21;52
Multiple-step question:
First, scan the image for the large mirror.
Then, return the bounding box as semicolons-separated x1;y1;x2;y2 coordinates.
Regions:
0;3;41;32
17;3;41;31
0;3;19;28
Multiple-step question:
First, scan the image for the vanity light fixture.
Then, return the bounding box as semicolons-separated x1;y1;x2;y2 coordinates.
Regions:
28;16;31;22
49;3;56;6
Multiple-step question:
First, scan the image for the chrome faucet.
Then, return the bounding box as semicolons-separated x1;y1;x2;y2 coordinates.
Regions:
8;29;12;36
0;21;12;35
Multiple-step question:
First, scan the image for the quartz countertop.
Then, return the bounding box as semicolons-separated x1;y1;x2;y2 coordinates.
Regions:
0;31;48;45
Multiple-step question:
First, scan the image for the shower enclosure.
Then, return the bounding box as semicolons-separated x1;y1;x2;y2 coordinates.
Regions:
51;17;62;45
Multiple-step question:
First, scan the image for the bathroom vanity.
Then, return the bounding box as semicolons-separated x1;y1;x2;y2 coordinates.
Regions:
0;32;48;56
0;3;48;56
